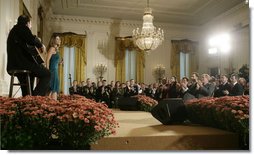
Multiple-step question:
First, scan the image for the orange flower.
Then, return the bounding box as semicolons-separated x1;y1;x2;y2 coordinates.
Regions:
0;95;118;149
186;95;249;149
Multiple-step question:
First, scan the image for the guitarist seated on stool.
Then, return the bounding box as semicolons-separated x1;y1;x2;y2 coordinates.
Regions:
7;15;50;97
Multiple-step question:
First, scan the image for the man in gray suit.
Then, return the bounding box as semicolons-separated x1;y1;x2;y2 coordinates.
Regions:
196;74;215;98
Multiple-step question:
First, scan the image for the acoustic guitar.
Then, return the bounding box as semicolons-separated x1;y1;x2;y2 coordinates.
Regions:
27;44;45;64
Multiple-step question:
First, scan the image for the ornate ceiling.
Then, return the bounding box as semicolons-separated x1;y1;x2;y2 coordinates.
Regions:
51;0;245;25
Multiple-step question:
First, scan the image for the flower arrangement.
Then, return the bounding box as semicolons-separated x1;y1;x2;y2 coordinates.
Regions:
185;95;249;149
0;95;118;150
132;95;158;112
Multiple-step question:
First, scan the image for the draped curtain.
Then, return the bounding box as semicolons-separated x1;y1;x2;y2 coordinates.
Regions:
171;39;198;80
57;33;86;93
115;38;145;83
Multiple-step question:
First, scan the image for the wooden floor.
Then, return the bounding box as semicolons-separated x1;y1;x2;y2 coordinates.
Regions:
91;109;239;150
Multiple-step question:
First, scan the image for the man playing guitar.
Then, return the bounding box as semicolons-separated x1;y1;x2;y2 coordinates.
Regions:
7;15;50;96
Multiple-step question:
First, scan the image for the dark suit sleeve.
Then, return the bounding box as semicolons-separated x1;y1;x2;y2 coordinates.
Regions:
187;83;198;97
229;84;244;96
17;26;42;48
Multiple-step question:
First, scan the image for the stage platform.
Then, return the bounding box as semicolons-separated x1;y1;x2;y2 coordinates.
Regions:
91;109;239;150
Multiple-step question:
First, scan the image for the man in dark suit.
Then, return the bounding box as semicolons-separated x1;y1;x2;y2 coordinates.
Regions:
69;80;81;95
214;75;231;97
7;15;50;96
129;79;139;96
180;72;199;101
167;76;179;98
82;78;95;99
98;80;111;107
224;74;244;96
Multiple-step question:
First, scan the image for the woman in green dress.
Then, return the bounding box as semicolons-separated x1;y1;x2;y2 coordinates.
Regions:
46;34;62;100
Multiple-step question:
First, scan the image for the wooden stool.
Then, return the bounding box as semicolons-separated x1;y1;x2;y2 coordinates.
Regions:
8;70;32;97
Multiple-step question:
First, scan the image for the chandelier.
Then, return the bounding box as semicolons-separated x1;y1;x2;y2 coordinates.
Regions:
132;0;164;52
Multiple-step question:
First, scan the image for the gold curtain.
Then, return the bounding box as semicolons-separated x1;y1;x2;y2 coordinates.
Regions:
136;51;145;83
171;39;198;80
58;46;64;93
115;37;145;83
170;43;180;80
75;47;85;82
115;39;126;82
57;33;86;93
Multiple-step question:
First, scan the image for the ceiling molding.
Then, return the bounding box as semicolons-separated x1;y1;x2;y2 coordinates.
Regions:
49;15;139;27
48;14;200;31
52;0;244;26
210;1;248;22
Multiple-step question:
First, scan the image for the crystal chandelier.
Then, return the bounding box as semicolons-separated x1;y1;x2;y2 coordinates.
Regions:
132;0;164;52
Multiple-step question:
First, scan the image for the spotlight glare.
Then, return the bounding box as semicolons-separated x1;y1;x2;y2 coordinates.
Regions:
208;48;218;54
208;33;231;54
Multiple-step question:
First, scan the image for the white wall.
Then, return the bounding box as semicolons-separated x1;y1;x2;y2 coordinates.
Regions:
0;1;249;96
46;15;200;84
145;24;200;84
198;4;249;75
0;0;20;96
0;0;39;96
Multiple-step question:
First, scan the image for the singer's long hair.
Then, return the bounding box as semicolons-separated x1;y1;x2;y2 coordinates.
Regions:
47;34;61;52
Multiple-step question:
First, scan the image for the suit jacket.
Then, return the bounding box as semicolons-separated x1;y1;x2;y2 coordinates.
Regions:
7;24;43;73
168;82;179;98
214;82;231;97
229;83;244;96
69;86;81;95
130;85;139;96
123;86;133;97
197;83;215;98
81;85;95;99
178;83;197;101
186;82;199;97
